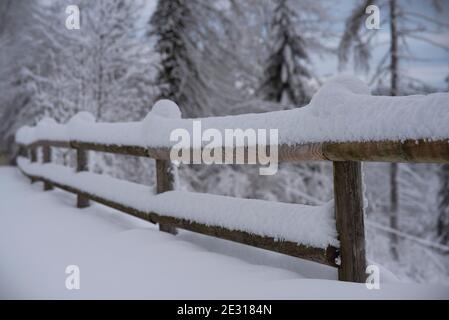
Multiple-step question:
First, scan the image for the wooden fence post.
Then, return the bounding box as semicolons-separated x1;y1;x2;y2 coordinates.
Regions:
156;159;177;235
333;161;367;282
76;147;90;208
30;146;37;183
18;145;26;157
42;144;53;191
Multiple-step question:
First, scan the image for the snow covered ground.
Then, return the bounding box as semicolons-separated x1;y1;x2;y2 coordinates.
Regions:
1;166;448;299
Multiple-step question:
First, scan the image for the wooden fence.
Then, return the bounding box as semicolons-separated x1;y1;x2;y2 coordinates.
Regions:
16;126;449;283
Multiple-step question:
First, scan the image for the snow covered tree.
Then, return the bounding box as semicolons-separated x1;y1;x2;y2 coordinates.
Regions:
339;0;448;90
149;0;210;117
258;0;311;107
149;0;286;117
256;0;334;205
338;0;449;259
68;0;158;180
0;0;65;158
0;0;157;180
77;0;156;121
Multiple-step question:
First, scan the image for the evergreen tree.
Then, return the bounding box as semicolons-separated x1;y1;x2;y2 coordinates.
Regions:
149;0;208;117
258;0;311;107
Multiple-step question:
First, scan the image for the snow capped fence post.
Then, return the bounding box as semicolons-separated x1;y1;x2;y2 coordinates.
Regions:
155;160;178;235
69;112;95;209
333;161;367;282
149;100;182;235
42;144;53;191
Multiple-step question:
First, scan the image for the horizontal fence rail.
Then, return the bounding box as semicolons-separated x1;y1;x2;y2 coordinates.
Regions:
22;138;449;164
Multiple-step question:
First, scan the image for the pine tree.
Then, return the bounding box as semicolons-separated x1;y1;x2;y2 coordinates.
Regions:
258;0;311;107
257;0;331;205
149;0;209;117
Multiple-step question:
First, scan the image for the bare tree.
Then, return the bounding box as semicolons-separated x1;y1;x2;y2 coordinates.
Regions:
338;0;448;260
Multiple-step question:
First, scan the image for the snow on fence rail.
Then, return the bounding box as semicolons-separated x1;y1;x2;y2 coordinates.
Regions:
15;76;449;283
16;157;338;264
16;76;449;163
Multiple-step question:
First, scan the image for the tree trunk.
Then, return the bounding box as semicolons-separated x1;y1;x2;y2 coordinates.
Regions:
390;0;398;97
389;0;399;260
438;164;449;244
390;163;399;259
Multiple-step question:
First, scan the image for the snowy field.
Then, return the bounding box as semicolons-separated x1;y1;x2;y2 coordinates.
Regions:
0;166;448;299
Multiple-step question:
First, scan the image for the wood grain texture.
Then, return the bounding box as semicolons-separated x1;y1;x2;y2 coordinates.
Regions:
71;141;149;157
323;139;449;163
29;140;70;149
20;139;449;163
333;161;367;282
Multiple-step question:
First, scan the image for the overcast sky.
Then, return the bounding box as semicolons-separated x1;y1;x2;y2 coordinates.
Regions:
318;0;449;89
